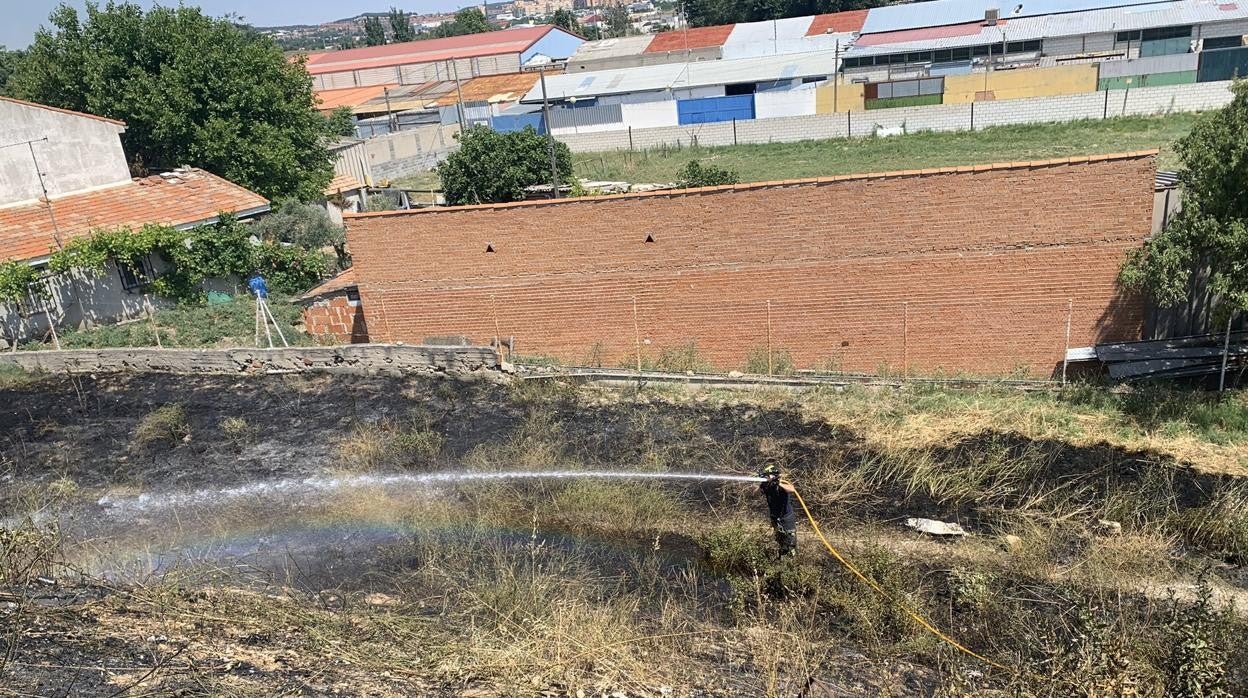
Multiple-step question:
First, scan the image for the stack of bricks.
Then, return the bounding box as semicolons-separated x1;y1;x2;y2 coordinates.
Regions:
345;152;1156;378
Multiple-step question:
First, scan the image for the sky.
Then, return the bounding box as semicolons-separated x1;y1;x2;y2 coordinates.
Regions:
2;1;469;49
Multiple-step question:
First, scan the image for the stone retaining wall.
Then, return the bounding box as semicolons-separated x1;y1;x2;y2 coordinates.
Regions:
0;345;502;378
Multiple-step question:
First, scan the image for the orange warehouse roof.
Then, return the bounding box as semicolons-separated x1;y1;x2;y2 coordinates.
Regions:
806;10;869;35
433;72;539;106
0;169;269;263
645;25;735;53
302;26;558;75
315;84;398;111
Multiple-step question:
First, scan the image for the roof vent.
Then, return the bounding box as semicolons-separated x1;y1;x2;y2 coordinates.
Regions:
983;7;1000;24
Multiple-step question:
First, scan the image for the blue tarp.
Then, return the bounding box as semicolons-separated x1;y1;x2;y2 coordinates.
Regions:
677;95;756;125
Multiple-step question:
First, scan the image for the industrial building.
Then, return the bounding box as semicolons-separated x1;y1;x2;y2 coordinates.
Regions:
302;25;583;90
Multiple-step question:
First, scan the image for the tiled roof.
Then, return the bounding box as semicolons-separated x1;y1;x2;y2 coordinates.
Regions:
645;25;735;53
347;151;1158;218
325;173;367;195
297;267;357;302
0;96;127;127
0;168;269;263
432;72;539;106
302;26;558;75
806;10;870;35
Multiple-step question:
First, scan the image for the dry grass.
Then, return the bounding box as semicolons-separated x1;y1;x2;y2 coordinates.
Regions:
131;404;190;451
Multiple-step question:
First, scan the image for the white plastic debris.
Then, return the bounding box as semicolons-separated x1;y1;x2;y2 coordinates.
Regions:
905;517;967;537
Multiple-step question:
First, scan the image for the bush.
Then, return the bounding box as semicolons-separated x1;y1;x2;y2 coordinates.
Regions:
133;404;190;451
676;160;739;188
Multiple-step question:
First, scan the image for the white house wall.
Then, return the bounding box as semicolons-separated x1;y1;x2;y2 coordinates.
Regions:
0;100;130;206
620;101;679;128
754;89;817;119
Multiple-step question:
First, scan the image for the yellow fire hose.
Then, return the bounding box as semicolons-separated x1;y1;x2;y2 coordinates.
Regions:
790;485;1012;674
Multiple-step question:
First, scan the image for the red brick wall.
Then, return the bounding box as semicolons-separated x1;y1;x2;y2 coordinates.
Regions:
346;154;1154;377
302;293;369;344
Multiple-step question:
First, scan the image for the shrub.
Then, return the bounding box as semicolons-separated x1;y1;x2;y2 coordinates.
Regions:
676;160;739;188
438;126;574;205
132;404;190;451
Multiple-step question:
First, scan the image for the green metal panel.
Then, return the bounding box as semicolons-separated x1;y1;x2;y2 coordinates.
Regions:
1199;47;1248;82
1096;71;1197;90
865;93;943;110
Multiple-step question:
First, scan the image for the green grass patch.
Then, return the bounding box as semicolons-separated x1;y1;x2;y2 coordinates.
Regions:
23;295;311;350
575;113;1198;184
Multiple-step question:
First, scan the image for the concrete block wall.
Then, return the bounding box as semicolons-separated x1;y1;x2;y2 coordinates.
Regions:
557;81;1234;153
0;345;502;377
344;153;1155;378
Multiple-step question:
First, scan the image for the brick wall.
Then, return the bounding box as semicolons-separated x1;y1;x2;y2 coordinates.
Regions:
346;153;1156;378
303;292;370;344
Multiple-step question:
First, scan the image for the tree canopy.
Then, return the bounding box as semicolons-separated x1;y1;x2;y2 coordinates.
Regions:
0;46;21;96
432;9;494;38
549;9;581;36
363;16;387;46
684;0;889;27
437;126;573;206
389;7;415;43
8;2;338;202
1121;80;1248;313
604;7;632;37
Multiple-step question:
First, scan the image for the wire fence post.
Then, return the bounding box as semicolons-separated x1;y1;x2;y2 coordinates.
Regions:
766;300;773;376
1062;298;1073;385
969;101;975;131
490;293;502;359
632;296;642;375
905;302;912;378
733;118;738;146
1219;312;1234;393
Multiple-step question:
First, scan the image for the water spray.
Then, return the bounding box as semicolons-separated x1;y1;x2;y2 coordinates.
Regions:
97;470;767;515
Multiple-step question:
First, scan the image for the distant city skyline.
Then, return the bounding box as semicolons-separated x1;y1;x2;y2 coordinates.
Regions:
2;1;473;49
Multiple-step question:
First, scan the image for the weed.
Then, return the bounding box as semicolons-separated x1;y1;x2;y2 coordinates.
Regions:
1163;572;1234;697
132;404;190;451
219;416;252;446
0;364;38;389
744;346;795;375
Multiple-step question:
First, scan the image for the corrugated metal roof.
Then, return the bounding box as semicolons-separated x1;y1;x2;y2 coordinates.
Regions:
861;0;1172;34
521;51;839;102
569;35;656;61
302;26;566;75
722;17;856;59
433;72;539;106
847;0;1248;56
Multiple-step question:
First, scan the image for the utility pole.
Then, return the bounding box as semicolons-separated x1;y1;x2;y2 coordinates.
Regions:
540;66;560;199
450;58;467;130
384;87;396;133
833;39;840;113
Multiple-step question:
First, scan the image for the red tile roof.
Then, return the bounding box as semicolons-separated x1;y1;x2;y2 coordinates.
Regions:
346;151;1159;218
302;26;558;75
0;169;269;263
856;20;999;46
0;96;126;127
298;268;357;301
806;10;869;36
645;25;735;53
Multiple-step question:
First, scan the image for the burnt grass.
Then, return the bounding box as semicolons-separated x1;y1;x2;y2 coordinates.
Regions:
0;372;1236;535
2;372;1247;695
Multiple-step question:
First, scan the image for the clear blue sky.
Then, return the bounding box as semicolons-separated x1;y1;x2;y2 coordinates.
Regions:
3;1;469;49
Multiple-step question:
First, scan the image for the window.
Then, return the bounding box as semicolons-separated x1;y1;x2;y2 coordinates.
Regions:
1205;35;1246;50
725;83;756;95
117;257;155;293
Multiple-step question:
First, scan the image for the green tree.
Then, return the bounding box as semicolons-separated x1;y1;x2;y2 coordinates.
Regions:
253;202;350;270
1121;80;1248;313
433;8;494;38
389;7;415;42
684;0;890;26
10;3;337;202
363;16;387;46
604;6;631;37
0;46;22;96
550;9;581;35
438;126;573;206
676;160;739;188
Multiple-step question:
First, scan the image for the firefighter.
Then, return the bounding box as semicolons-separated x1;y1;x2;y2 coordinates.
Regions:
759;464;797;557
